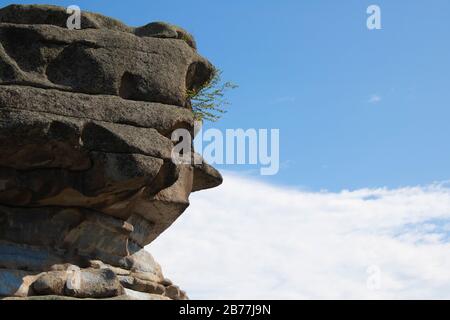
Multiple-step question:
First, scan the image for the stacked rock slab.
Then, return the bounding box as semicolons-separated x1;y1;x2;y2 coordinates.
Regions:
0;4;222;300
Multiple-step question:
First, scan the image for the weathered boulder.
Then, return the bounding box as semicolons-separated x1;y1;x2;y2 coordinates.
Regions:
64;268;123;298
118;275;165;295
0;4;132;33
0;4;222;300
0;13;212;106
193;159;224;192
32;271;67;296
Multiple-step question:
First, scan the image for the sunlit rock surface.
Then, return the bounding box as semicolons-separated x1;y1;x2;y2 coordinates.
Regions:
0;4;222;300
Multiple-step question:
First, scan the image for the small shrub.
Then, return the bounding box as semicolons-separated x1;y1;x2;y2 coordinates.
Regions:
187;68;237;122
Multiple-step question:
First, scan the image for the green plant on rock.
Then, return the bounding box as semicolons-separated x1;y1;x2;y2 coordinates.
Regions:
188;68;238;122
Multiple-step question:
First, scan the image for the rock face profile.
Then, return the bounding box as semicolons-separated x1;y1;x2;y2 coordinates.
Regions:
0;4;222;300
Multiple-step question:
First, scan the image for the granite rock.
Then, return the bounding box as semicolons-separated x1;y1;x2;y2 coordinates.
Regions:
0;4;222;300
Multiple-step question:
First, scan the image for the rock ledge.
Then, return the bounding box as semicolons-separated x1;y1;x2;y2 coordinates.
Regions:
0;4;222;300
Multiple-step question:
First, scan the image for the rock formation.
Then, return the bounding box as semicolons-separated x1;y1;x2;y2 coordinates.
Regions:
0;4;222;300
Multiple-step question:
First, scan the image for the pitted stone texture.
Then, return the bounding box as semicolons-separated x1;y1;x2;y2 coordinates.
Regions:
0;208;163;282
135;21;197;49
0;85;195;137
0;4;223;300
0;4;132;33
0;241;178;300
193;158;224;192
64;268;123;298
32;271;67;296
0;21;212;106
0;5;196;49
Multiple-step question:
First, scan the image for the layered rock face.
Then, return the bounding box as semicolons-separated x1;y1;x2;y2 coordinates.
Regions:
0;4;222;300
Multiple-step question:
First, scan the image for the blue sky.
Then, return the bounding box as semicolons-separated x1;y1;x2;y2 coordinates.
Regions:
5;0;450;191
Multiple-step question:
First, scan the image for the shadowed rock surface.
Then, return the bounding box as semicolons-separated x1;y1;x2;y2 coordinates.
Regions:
0;4;222;300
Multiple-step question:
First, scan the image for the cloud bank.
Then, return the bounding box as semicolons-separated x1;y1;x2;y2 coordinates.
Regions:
148;174;450;299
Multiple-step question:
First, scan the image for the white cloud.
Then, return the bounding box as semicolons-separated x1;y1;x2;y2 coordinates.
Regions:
148;174;450;300
369;94;382;104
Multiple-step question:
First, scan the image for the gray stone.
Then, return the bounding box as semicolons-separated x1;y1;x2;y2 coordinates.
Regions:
2;294;161;300
0;4;132;33
2;295;83;300
0;22;212;106
134;278;165;295
0;107;174;164
81;121;173;159
132;165;193;243
0;153;167;216
119;248;164;281
118;275;165;295
179;289;189;300
165;284;182;300
135;22;197;49
134;22;178;39
0;4;223;300
123;288;170;300
32;271;66;296
0;109;90;171
88;260;131;276
193;158;224;192
0;4;196;50
160;278;173;286
0;207;84;249
0;85;195;137
64;268;123;298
